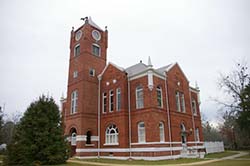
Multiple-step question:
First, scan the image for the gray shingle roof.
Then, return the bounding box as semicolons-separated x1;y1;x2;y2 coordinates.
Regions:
156;63;174;75
125;62;148;77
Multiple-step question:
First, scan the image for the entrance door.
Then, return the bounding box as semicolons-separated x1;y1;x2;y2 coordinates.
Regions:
180;123;187;148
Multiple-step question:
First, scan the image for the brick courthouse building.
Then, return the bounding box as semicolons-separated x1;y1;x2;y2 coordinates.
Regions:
61;17;205;160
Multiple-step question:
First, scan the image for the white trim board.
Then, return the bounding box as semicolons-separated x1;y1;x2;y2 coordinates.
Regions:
75;155;182;161
76;147;183;153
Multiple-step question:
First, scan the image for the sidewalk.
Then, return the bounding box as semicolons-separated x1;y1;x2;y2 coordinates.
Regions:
68;151;249;166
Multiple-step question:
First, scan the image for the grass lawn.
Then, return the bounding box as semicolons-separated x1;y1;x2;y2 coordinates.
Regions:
205;151;238;158
72;158;205;165
48;163;88;166
195;160;250;166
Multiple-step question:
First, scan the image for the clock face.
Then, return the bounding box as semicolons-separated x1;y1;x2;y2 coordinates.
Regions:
92;30;101;41
75;30;82;41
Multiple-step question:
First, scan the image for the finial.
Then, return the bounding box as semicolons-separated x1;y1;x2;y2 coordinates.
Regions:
148;56;153;67
105;26;108;31
195;81;199;90
72;27;74;31
80;17;89;23
140;60;142;63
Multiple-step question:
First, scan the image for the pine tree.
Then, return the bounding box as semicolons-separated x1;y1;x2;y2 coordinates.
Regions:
5;96;69;165
0;106;3;144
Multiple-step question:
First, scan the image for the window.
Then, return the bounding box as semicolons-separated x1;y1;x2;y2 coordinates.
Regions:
103;92;107;113
159;122;165;142
92;44;100;56
192;99;197;115
73;70;78;78
71;132;77;146
157;86;163;108
136;86;144;109
71;90;78;114
180;93;185;112
109;90;114;112
116;88;121;111
195;128;200;142
74;44;80;56
138;122;145;143
105;124;119;144
86;131;91;144
175;91;181;112
89;68;95;77
180;123;187;144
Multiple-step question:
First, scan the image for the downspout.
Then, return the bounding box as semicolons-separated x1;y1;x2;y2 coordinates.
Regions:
98;76;101;158
189;89;197;149
128;77;132;159
164;73;172;156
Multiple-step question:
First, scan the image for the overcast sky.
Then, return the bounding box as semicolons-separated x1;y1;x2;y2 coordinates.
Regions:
0;0;249;124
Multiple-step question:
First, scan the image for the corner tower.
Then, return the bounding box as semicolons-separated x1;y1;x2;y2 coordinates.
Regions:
63;17;108;156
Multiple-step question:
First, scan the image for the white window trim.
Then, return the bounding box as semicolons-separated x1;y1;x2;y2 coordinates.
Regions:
136;86;144;109
192;99;197;116
103;92;107;113
138;122;146;143
116;88;121;111
74;44;80;57
71;90;78;114
159;122;165;142
92;43;101;56
195;128;200;142
157;86;163;108
176;91;181;112
109;90;114;112
73;70;78;78
71;132;77;146
105;125;119;145
181;93;186;113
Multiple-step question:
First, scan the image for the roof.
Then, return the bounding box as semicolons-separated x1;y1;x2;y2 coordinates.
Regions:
98;62;125;78
125;62;148;77
156;63;175;75
88;16;103;31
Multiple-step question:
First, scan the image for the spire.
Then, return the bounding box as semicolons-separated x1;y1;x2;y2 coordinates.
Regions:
148;56;153;67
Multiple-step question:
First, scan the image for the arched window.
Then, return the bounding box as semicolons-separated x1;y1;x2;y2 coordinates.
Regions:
105;124;119;144
69;128;77;146
180;123;187;144
71;132;77;146
192;99;197;115
157;86;163;108
138;122;145;143
175;91;181;112
159;122;165;142
180;93;185;112
86;130;91;144
71;90;78;114
195;128;200;142
136;86;144;109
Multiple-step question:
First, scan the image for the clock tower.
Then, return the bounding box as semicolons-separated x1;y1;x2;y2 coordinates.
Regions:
63;17;108;156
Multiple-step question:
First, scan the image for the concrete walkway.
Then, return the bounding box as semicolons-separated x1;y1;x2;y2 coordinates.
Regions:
68;151;249;166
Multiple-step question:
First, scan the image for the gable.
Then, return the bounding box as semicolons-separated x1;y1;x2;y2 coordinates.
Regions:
167;63;189;83
99;62;125;80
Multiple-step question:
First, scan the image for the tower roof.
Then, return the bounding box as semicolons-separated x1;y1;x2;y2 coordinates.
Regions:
88;16;103;31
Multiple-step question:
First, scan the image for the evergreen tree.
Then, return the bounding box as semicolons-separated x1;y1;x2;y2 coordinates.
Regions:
0;106;3;144
5;96;69;165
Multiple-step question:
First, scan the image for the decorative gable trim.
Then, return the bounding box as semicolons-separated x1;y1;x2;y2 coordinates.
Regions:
98;62;125;79
165;63;189;83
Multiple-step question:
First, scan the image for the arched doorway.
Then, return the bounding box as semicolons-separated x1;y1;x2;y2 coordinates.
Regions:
180;123;187;146
69;128;77;156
